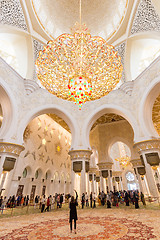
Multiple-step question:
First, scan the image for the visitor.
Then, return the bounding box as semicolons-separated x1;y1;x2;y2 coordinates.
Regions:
57;194;60;208
69;196;78;234
106;192;111;208
98;192;101;206
90;192;92;208
1;196;7;214
81;193;85;209
124;191;130;206
34;195;39;209
41;195;46;213
93;192;96;208
0;196;2;208
60;194;63;208
134;190;139;209
101;191;105;206
45;197;50;212
140;192;146;206
85;192;89;207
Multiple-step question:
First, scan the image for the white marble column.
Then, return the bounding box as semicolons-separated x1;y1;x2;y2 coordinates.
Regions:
81;160;86;195
120;177;123;191
92;173;95;193
142;153;159;197
108;171;113;192
69;150;92;197
135;168;144;193
133;140;160;198
71;168;75;196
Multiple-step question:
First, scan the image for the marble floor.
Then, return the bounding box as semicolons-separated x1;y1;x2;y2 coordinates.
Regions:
0;207;160;239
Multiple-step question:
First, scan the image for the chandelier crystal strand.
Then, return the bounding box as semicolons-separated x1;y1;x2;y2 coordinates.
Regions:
36;3;123;109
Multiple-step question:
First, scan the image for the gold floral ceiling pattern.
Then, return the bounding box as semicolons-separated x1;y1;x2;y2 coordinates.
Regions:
47;113;125;133
91;113;125;130
47;114;71;133
152;94;160;136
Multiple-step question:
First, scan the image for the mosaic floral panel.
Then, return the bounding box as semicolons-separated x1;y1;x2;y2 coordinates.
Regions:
115;42;126;82
0;0;27;31
152;94;160;136
33;39;44;81
131;0;160;35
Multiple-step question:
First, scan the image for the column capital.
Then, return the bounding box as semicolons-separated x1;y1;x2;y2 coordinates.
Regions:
89;167;97;173
0;142;25;157
133;139;160;154
112;171;122;177
97;162;113;170
68;149;92;161
130;158;144;167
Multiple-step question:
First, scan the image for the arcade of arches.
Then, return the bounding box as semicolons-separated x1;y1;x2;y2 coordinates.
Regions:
0;0;160;238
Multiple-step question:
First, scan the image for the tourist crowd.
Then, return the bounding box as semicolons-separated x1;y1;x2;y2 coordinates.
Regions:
0;190;146;214
80;190;145;209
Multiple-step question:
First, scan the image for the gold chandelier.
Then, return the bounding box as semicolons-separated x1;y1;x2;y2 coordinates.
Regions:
36;1;123;109
115;142;130;168
115;155;130;168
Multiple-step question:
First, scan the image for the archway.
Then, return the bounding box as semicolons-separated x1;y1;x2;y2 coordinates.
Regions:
152;93;160;136
83;104;139;149
20;112;72;198
139;77;160;138
0;77;17;140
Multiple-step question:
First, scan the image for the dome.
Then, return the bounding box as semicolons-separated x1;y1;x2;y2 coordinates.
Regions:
32;0;128;39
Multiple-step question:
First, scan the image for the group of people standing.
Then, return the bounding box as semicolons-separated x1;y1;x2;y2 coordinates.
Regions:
81;192;96;208
39;193;65;212
78;190;146;210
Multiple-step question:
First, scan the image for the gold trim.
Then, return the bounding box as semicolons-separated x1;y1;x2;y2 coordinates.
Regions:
133;139;160;153
0;142;25;156
68;149;92;161
133;139;160;147
69;149;92;153
0;142;24;148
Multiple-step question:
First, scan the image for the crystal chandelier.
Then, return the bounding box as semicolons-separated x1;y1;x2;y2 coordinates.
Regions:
115;142;130;168
36;1;123;109
115;155;130;168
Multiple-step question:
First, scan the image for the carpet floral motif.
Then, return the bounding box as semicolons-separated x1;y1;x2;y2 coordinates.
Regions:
0;216;157;240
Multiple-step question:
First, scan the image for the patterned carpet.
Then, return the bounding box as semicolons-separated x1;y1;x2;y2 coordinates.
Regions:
0;208;159;239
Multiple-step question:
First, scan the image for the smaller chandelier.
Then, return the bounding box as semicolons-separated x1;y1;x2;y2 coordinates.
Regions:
115;155;130;168
36;23;123;109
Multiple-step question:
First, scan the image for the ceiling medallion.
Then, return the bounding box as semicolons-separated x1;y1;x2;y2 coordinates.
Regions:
36;3;123;109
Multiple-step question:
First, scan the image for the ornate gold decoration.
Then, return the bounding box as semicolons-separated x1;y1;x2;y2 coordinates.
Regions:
130;159;143;167
23;126;32;142
48;113;71;133
91;113;125;130
152;94;160;136
115;155;130;168
133;139;160;153
97;162;113;170
152;166;158;170
36;22;123;109
0;142;25;156
112;171;122;177
115;141;131;168
68;149;92;161
55;143;62;155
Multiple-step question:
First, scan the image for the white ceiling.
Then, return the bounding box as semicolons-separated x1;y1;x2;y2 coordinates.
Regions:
32;0;127;39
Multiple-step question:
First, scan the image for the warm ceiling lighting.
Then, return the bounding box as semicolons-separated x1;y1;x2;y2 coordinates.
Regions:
36;2;123;109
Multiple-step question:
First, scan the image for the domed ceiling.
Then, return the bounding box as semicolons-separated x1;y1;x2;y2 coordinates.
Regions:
32;0;128;40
